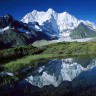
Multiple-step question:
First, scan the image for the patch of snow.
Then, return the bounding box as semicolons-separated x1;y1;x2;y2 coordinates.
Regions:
0;26;10;32
87;59;96;70
52;37;93;42
0;72;14;76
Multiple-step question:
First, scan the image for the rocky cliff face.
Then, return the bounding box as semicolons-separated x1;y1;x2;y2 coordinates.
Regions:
0;14;55;49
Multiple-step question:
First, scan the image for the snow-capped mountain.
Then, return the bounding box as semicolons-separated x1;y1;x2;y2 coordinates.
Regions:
21;8;96;40
25;58;96;88
0;9;96;48
0;14;56;49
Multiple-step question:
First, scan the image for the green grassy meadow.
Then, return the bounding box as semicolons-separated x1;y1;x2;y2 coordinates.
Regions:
0;42;96;72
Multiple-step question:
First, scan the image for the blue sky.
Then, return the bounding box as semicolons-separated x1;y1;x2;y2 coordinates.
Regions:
0;0;96;22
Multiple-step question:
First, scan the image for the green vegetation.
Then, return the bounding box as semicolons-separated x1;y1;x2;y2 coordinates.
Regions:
4;54;54;72
32;39;52;47
1;42;96;72
1;42;96;96
70;23;96;39
0;45;44;64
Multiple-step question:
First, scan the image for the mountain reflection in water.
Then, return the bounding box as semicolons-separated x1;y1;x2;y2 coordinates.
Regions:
25;58;96;87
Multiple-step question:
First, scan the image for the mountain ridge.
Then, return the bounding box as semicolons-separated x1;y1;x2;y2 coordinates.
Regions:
0;9;96;49
21;8;96;40
0;14;55;49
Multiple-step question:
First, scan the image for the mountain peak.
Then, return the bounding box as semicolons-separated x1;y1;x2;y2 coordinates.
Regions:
0;14;14;28
32;9;38;14
63;11;71;16
59;11;74;19
4;14;13;18
21;8;96;38
47;8;55;13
